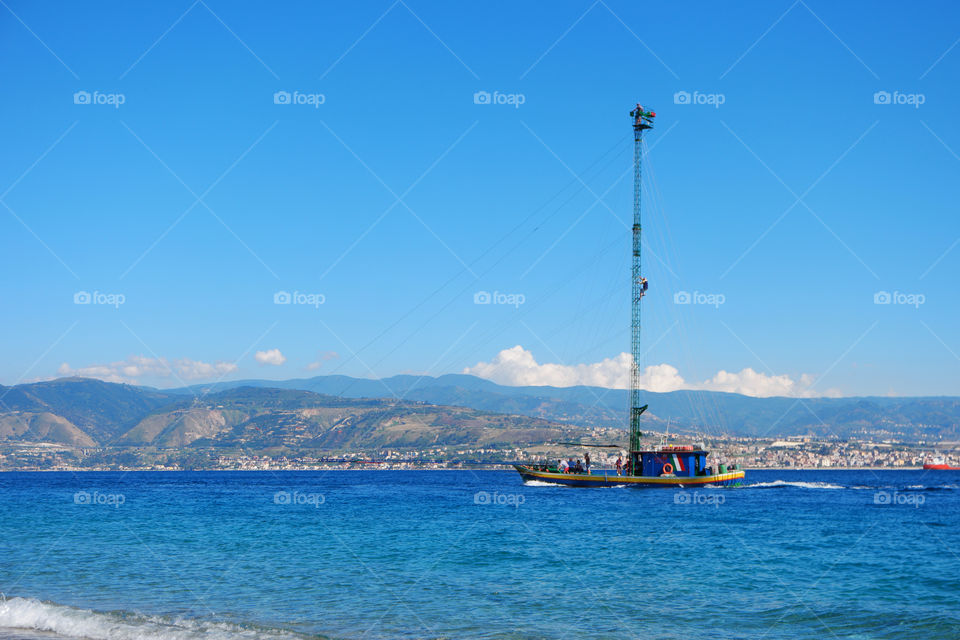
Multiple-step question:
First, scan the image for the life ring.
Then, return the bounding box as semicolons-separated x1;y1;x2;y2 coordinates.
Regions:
662;463;674;474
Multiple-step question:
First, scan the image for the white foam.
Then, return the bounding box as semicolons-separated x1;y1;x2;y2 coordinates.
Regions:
522;480;561;487
0;598;302;640
746;480;845;490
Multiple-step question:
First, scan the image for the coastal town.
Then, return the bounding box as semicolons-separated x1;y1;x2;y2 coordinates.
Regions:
2;431;958;471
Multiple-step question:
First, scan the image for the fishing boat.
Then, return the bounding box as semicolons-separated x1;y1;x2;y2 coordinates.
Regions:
514;103;746;488
515;445;745;487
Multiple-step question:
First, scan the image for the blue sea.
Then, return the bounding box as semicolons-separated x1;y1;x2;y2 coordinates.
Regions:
1;470;959;640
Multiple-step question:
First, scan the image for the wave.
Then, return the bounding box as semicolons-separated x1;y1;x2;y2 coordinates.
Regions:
856;483;960;492
745;480;845;490
914;484;960;492
0;597;312;640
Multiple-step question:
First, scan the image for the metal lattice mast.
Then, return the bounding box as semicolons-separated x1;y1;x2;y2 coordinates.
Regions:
629;104;654;455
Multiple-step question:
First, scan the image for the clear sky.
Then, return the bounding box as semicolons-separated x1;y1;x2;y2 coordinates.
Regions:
1;1;958;397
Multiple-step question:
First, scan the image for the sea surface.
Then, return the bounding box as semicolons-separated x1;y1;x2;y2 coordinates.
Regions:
0;470;958;640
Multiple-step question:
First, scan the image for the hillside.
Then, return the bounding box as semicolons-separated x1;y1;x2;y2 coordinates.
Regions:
178;373;960;439
0;382;585;450
0;378;179;443
2;377;960;453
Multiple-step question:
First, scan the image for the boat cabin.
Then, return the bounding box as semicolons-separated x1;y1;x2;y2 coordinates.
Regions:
632;445;711;477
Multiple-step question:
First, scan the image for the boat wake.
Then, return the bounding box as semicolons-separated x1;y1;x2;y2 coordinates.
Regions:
745;480;845;490
522;480;562;487
0;597;309;640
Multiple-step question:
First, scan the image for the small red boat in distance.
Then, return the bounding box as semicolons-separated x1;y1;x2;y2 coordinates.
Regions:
923;457;960;470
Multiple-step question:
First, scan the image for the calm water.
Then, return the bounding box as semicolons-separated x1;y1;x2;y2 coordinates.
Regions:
0;470;958;640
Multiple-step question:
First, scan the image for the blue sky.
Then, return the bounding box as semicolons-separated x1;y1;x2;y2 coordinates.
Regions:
1;0;958;397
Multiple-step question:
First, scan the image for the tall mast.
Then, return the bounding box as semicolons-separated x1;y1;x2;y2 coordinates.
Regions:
629;104;655;456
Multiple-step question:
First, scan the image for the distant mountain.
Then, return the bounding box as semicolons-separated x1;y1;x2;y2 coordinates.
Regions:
176;374;960;439
2;376;959;450
0;381;584;450
0;378;179;443
176;373;960;440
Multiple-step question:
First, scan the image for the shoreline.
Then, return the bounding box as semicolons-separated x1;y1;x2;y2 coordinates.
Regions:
0;466;934;473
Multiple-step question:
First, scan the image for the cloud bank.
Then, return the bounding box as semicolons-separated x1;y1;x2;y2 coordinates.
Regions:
57;356;238;385
463;345;832;398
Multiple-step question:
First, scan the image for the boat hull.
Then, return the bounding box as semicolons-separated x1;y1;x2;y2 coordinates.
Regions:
514;465;745;487
923;464;960;470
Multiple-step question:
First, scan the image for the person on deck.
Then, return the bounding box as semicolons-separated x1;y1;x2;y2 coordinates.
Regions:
584;452;591;473
615;455;623;476
559;458;569;473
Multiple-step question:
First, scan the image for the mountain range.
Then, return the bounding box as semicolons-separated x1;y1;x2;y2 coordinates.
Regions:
0;378;582;451
178;373;960;440
1;374;959;451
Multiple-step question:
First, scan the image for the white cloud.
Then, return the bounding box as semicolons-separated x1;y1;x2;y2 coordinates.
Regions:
464;345;635;389
254;349;287;366
701;368;819;397
57;356;238;385
305;351;339;371
464;345;834;398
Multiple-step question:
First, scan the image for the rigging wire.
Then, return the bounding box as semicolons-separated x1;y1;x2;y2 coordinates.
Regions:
643;137;729;436
328;134;632;388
